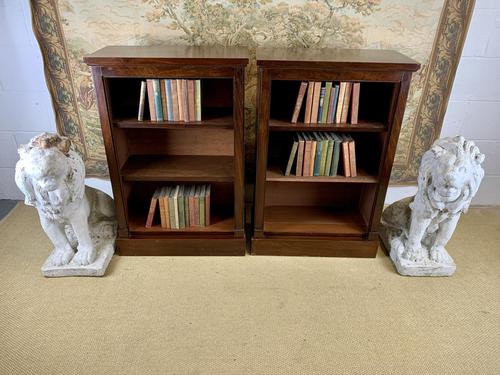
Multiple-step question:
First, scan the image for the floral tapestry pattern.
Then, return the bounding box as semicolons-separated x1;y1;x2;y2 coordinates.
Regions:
31;0;474;182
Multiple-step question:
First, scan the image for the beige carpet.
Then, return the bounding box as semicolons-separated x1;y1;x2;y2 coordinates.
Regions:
0;204;499;375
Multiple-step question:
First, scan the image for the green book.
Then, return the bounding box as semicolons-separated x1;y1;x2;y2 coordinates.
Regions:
178;185;185;229
285;136;299;176
324;133;334;176
330;133;342;176
195;80;201;121
319;133;329;176
321;82;332;124
168;186;176;229
152;79;163;121
199;185;206;227
184;187;190;227
313;132;323;176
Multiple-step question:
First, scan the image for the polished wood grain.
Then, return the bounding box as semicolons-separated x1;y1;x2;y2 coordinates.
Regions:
266;165;378;183
269;119;386;132
121;155;234;182
128;215;235;235
114;116;233;129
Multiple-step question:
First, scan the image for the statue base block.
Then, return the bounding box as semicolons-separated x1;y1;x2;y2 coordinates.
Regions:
41;244;114;278
389;247;456;277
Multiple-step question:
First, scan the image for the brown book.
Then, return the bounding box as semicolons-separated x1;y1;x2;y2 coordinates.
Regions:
177;79;184;122
341;82;353;124
296;133;305;176
291;82;308;123
205;185;211;226
310;82;322;124
182;79;189;122
193;185;200;226
309;137;317;176
146;79;156;121
303;133;312;176
171;79;179;121
188;185;196;227
350;82;360;124
335;82;346;124
158;187;166;228
145;187;161;228
341;135;351;177
346;135;357;177
188;80;196;121
160;79;168;121
304;81;315;123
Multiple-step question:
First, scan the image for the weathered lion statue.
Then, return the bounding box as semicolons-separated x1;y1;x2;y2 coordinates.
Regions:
15;133;116;272
380;136;485;276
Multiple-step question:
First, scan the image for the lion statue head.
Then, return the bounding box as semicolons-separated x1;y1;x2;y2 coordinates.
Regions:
416;136;485;214
15;133;85;221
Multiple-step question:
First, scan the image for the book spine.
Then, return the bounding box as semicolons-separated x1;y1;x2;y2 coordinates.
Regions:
182;79;189;122
349;139;357;177
335;82;346;124
159;194;166;228
321;82;332;124
173;189;179;229
177;79;184;122
296;138;305;176
319;139;328;176
168;193;175;229
310;82;322;124
178;187;185;229
199;189;205;227
165;79;174;121
303;139;311;176
313;135;322;176
145;194;158;228
195;80;202;121
342;140;351;177
285;140;299;176
309;140;317;177
160;78;168;121
350;82;360;124
138;81;146;121
317;87;326;123
188;191;195;227
324;138;334;176
205;186;210;226
330;85;339;124
304;81;314;123
188;80;195;122
153;79;163;121
184;194;190;228
146;79;156;121
330;139;341;176
291;82;308;123
341;82;353;124
171;79;179;121
193;192;200;226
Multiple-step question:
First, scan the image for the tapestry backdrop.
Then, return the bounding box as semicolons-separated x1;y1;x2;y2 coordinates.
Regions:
31;0;474;183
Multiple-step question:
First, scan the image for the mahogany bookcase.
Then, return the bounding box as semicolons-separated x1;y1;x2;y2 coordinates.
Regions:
252;48;420;257
84;46;248;255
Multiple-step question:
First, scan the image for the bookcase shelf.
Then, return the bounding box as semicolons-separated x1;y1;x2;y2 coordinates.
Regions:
252;47;419;257
85;45;248;256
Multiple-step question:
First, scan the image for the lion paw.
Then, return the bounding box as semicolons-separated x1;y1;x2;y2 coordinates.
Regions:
72;245;96;266
51;247;74;266
430;246;447;263
401;246;428;262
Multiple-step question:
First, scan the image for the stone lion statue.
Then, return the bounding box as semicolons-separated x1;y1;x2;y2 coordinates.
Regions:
380;136;485;276
15;133;116;269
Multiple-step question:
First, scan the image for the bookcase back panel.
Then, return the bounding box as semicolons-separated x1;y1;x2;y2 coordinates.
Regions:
125;128;234;156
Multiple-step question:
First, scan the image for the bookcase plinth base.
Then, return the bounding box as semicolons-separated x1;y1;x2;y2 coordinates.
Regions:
116;236;246;256
251;236;378;258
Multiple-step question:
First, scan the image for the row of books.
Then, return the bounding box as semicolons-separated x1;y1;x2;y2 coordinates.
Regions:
138;79;202;122
285;132;357;177
146;184;211;229
291;82;360;125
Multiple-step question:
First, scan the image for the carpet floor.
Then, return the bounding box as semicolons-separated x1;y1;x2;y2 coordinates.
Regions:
0;204;499;375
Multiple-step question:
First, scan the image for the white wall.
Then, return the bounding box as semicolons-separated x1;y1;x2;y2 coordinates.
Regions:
0;0;498;205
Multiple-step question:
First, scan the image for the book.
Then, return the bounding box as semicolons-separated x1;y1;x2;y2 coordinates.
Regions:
188;185;196;227
184;187;190;227
138;81;146;121
303;133;312;176
145;187;160;228
346;134;357;177
160;79;168;121
205;185;211;226
335;82;346;124
296;133;305;176
309;134;317;176
341;82;353;124
330;133;342;176
160;186;171;229
324;133;334;176
199;185;206;227
171;78;179;121
319;133;329;176
193;185;200;226
146;79;156;121
173;185;180;229
177;79;184;122
152;79;163;121
313;132;323;176
317;86;326;123
188;80;196;122
168;187;176;229
321;82;332;124
310;82;322;124
304;81;315;123
341;134;351;177
330;85;340;124
182;79;189;122
195;80;202;121
165;79;174;121
285;136;299;176
291;82;308;124
178;185;186;229
350;82;360;124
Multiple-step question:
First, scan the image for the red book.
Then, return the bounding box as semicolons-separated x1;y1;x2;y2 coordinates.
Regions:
146;79;156;121
188;80;196;121
205;185;211;226
350;82;360;124
304;81;314;123
182;79;189;122
177;80;184;122
341;135;351;177
341;82;353;124
291;82;308;123
145;188;160;228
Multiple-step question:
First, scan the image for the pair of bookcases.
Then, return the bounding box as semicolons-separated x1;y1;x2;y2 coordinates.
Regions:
84;46;419;257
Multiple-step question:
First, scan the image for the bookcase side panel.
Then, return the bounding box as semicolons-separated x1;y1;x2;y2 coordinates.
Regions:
233;67;245;233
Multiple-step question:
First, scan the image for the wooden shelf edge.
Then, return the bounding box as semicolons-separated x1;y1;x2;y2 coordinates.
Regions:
269;119;387;132
266;166;378;183
114;115;234;129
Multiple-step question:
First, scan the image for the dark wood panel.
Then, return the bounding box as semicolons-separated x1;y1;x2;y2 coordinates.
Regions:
121;155;234;182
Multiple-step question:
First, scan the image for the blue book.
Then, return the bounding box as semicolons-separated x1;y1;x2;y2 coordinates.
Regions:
331;85;340;124
313;132;323;176
165;79;174;121
152;79;163;121
317;87;326;123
